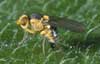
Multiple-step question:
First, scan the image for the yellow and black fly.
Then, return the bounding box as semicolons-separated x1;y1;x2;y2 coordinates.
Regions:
16;13;85;48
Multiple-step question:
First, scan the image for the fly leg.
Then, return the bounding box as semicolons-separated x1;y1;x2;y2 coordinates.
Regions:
40;29;57;49
24;28;35;34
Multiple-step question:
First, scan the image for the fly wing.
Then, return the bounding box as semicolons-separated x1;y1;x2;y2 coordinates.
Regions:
49;17;85;32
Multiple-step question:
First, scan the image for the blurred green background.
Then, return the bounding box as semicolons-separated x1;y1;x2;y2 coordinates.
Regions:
0;0;100;64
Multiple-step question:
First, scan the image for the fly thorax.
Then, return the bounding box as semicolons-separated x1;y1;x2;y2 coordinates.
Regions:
30;19;44;31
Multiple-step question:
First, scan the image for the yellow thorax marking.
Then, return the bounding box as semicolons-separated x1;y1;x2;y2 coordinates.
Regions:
30;19;44;31
30;15;50;31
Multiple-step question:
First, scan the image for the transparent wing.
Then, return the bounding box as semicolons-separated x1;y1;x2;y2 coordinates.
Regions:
49;16;85;32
